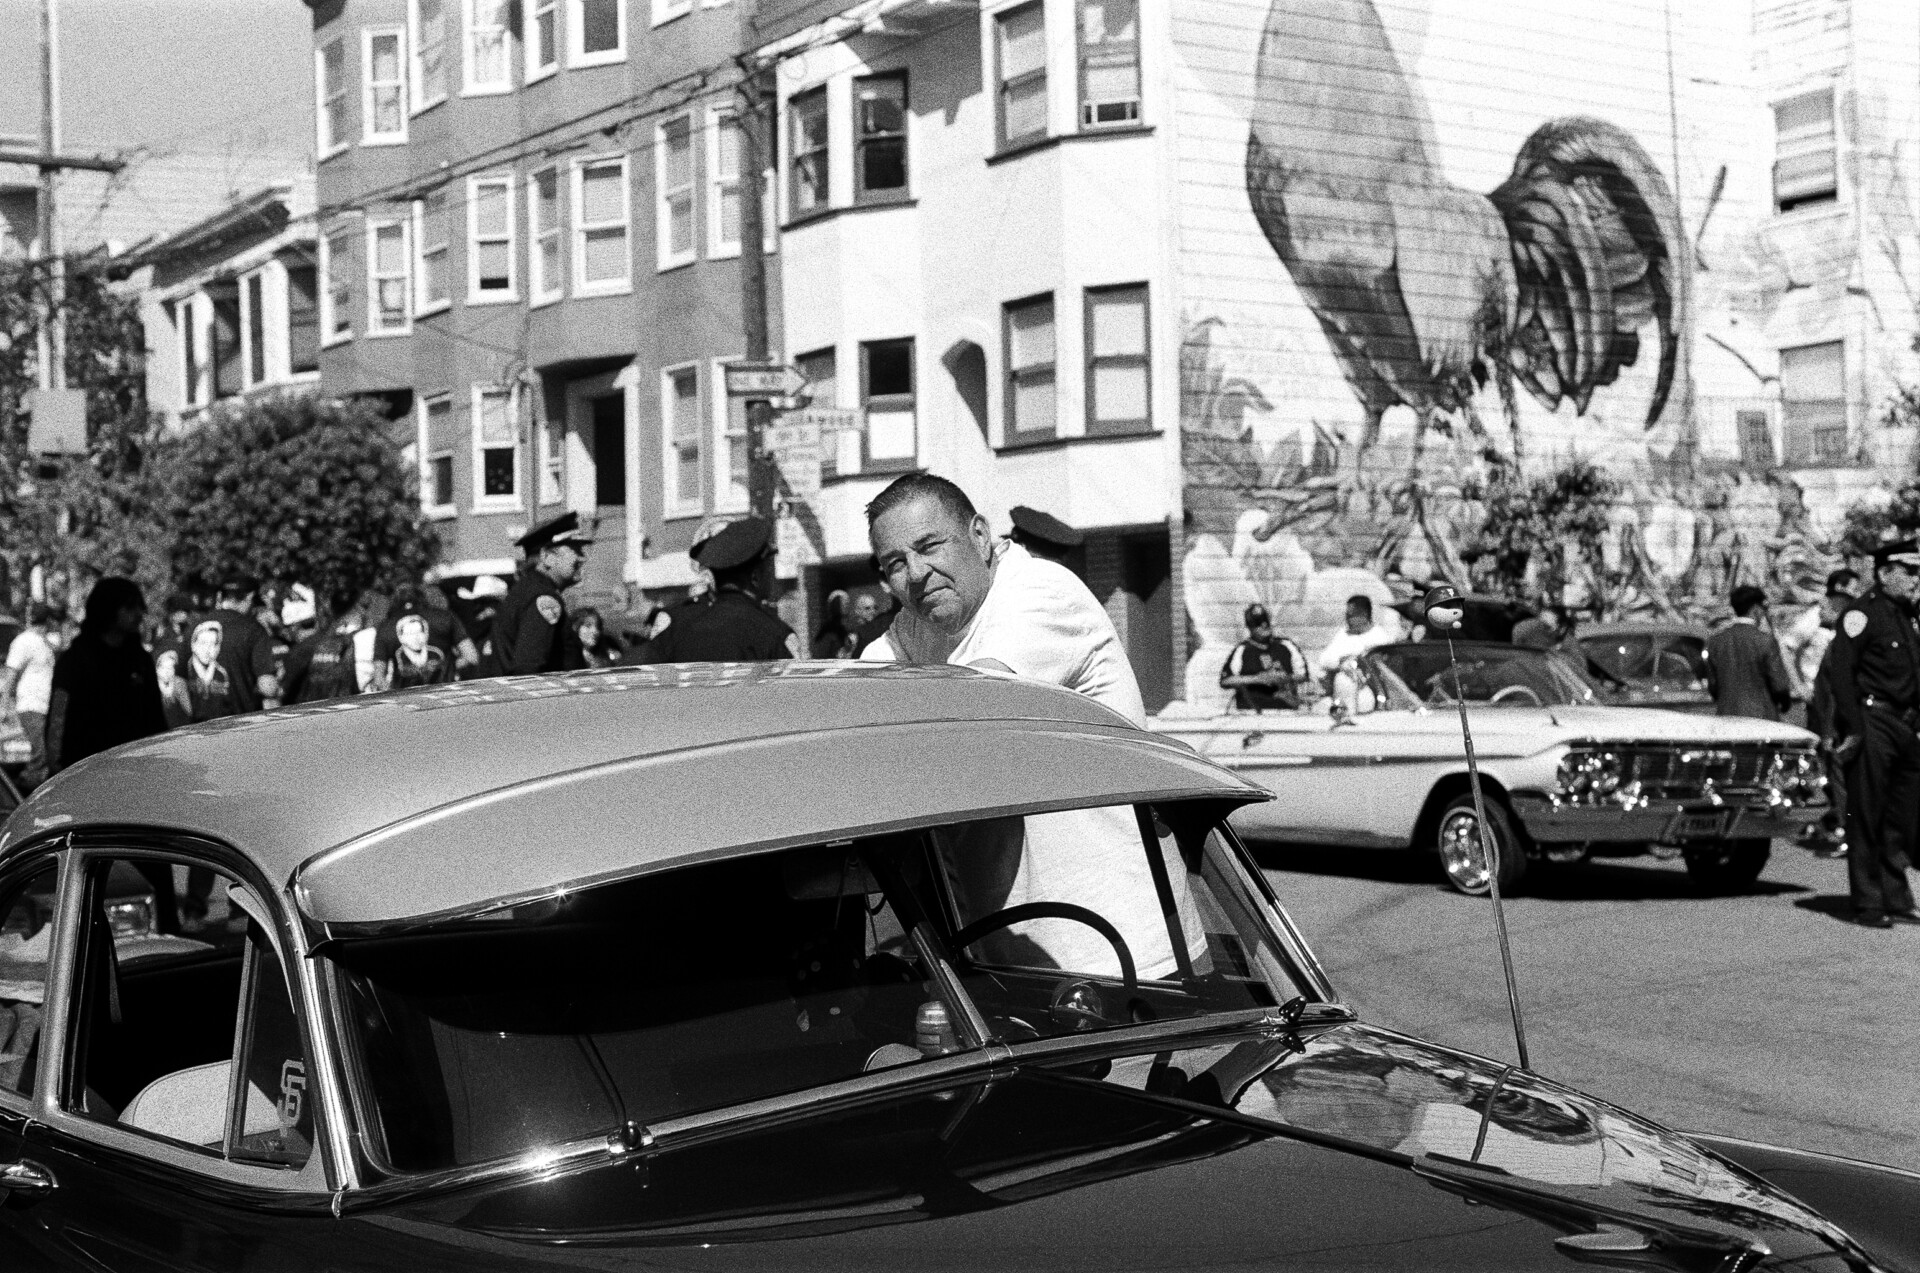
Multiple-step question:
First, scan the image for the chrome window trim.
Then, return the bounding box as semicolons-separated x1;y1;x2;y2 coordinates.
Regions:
0;841;69;1121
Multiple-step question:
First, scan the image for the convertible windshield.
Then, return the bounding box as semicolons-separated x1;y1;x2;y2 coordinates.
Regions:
1367;643;1593;708
327;802;1304;1173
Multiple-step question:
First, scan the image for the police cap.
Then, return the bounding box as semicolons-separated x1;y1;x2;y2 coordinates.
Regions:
694;516;774;570
517;511;594;554
1244;603;1270;630
1872;536;1920;566
1008;506;1084;549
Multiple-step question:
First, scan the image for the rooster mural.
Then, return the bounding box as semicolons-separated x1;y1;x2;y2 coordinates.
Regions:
1244;0;1690;470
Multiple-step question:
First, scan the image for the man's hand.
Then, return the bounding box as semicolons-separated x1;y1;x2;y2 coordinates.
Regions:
1831;734;1861;764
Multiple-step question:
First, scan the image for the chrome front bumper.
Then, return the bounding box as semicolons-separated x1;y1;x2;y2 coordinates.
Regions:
1508;794;1826;846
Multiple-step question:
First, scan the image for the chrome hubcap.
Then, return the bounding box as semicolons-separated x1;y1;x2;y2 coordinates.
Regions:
1439;809;1493;893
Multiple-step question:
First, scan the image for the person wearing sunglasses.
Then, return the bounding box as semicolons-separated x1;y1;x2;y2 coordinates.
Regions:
1824;537;1920;928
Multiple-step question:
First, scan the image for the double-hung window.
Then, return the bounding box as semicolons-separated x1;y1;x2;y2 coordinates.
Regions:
1078;0;1139;127
662;364;703;516
573;156;631;294
657;114;696;269
410;0;450;111
474;384;521;509
363;27;408;143
422;395;456;515
468;176;516;301
1774;89;1837;212
1781;340;1848;465
243;271;269;388
796;348;849;475
367;219;412;334
1086;284;1150;434
528;166;563;302
861;339;917;470
711;357;750;513
413;190;451;314
464;0;512;93
176;298;205;408
287;264;319;374
854;74;908;202
320;225;354;344
1004;293;1056;441
710;108;743;256
996;4;1048;148
315;37;348;156
789;87;829;218
526;0;559;80
569;0;626;67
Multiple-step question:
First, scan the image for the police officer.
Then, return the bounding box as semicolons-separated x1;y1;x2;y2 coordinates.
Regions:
1008;506;1085;570
1823;537;1920;927
1220;603;1305;711
481;512;592;677
646;517;800;662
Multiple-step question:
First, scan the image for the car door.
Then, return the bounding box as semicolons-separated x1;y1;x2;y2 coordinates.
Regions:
0;847;64;1268
0;838;349;1271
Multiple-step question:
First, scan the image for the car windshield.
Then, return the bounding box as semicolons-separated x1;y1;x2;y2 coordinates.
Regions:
326;801;1305;1173
1581;632;1708;692
1367;643;1592;708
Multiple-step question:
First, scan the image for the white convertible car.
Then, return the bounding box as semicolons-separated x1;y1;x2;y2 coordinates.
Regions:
1152;641;1827;896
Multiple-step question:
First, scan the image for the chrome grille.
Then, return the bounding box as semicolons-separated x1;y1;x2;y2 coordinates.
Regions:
1619;744;1776;800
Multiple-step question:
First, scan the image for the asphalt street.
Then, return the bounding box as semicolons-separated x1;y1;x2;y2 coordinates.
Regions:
1252;835;1920;1173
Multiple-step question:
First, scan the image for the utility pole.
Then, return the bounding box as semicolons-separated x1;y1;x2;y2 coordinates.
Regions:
736;53;776;524
37;0;63;394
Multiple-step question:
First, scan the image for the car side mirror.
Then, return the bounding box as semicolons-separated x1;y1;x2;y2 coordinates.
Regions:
1422;584;1465;633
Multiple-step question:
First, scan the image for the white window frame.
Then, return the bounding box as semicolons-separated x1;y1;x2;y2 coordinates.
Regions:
176;295;208;409
239;266;278;391
423;451;458;518
420;394;457;517
365;217;413;336
315;36;349;158
362;26;409;145
409;0;451;113
568;0;627;68
472;383;523;513
710;355;750;513
656;113;697;271
527;165;564;305
462;0;513;95
467;174;518;303
412;192;452;317
319;225;354;346
539;416;565;506
651;0;692;26
525;0;559;83
571;153;632;297
707;106;776;259
660;362;704;518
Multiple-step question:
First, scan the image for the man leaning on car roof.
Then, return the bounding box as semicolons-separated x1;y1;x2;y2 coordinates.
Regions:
859;473;1192;978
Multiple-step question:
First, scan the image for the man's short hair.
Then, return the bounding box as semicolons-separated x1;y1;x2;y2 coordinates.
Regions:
218;576;259;603
1346;594;1372;617
1826;568;1859;596
865;473;978;529
1730;585;1768;617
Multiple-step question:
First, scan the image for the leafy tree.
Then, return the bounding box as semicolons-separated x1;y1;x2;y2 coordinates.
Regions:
1463;460;1619;606
1840;478;1920;562
151;393;437;611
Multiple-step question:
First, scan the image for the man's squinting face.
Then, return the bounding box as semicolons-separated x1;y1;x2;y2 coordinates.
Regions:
870;497;995;634
1881;560;1920;603
1344;606;1370;636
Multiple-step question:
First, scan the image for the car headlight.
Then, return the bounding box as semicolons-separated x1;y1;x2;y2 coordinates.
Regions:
1556;749;1624;805
1768;750;1826;806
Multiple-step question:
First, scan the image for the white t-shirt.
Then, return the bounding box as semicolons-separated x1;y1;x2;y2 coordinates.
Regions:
863;543;1192;977
862;542;1146;725
1315;623;1397;676
6;629;56;715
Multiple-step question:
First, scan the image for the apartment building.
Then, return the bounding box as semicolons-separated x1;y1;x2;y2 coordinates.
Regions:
302;0;776;613
753;0;1920;709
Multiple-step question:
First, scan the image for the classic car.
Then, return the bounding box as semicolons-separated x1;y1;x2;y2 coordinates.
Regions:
1579;622;1716;714
0;663;1906;1272
1153;641;1827;896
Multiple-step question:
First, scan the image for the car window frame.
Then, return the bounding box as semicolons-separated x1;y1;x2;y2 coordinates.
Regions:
0;843;66;1121
23;831;340;1196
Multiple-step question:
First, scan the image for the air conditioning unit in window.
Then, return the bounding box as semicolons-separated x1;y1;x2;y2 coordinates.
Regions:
1083;98;1140;127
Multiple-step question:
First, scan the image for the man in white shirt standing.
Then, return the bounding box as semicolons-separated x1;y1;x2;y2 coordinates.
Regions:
1;605;60;791
861;474;1189;978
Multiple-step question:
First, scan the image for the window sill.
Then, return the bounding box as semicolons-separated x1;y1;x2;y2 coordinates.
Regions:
663;507;705;522
995;428;1161;455
651;6;692;26
318;142;351;163
655;254;696;273
572;281;634;298
568;50;627;69
467;290;519;306
472;500;525;516
321;332;354;348
424;505;459;521
460;83;514;98
708;240;742;261
528;291;564;310
986;124;1155;167
409;95;448;118
525;64;558;86
365;327;413;339
360;133;408;148
782;198;918;232
414;300;452;320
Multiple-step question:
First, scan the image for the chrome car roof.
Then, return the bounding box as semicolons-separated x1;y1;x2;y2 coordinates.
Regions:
2;663;1264;931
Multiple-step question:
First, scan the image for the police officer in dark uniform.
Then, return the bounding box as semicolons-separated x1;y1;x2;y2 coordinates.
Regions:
1008;505;1085;571
645;517;801;662
1822;537;1920;927
1219;603;1305;711
481;512;592;677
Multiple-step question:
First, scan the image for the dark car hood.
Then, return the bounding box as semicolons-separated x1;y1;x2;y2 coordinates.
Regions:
370;1023;1888;1271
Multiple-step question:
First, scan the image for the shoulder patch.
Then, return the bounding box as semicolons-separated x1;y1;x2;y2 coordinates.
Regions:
535;595;563;625
1844;609;1869;639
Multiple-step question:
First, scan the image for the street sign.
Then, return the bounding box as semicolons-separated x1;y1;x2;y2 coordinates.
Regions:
724;361;809;398
769;421;822;498
787;406;861;434
28;388;86;456
775;508;822;580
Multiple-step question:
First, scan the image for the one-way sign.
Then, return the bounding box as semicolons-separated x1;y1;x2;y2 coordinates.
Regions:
724;361;808;398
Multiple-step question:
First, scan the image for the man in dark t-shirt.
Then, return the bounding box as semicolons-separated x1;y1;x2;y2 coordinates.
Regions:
48;578;166;774
1220;604;1304;712
373;586;476;688
192;578;281;714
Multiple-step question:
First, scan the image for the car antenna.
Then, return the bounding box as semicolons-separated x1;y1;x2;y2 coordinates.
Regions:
1422;584;1531;1071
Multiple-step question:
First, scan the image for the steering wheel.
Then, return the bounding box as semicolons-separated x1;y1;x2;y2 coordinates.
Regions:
1490;685;1543;706
950;902;1139;1007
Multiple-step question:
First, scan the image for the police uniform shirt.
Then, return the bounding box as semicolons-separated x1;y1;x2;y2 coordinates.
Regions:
484;570;582;676
648;587;799;662
1825;586;1920;739
1221;635;1299;711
